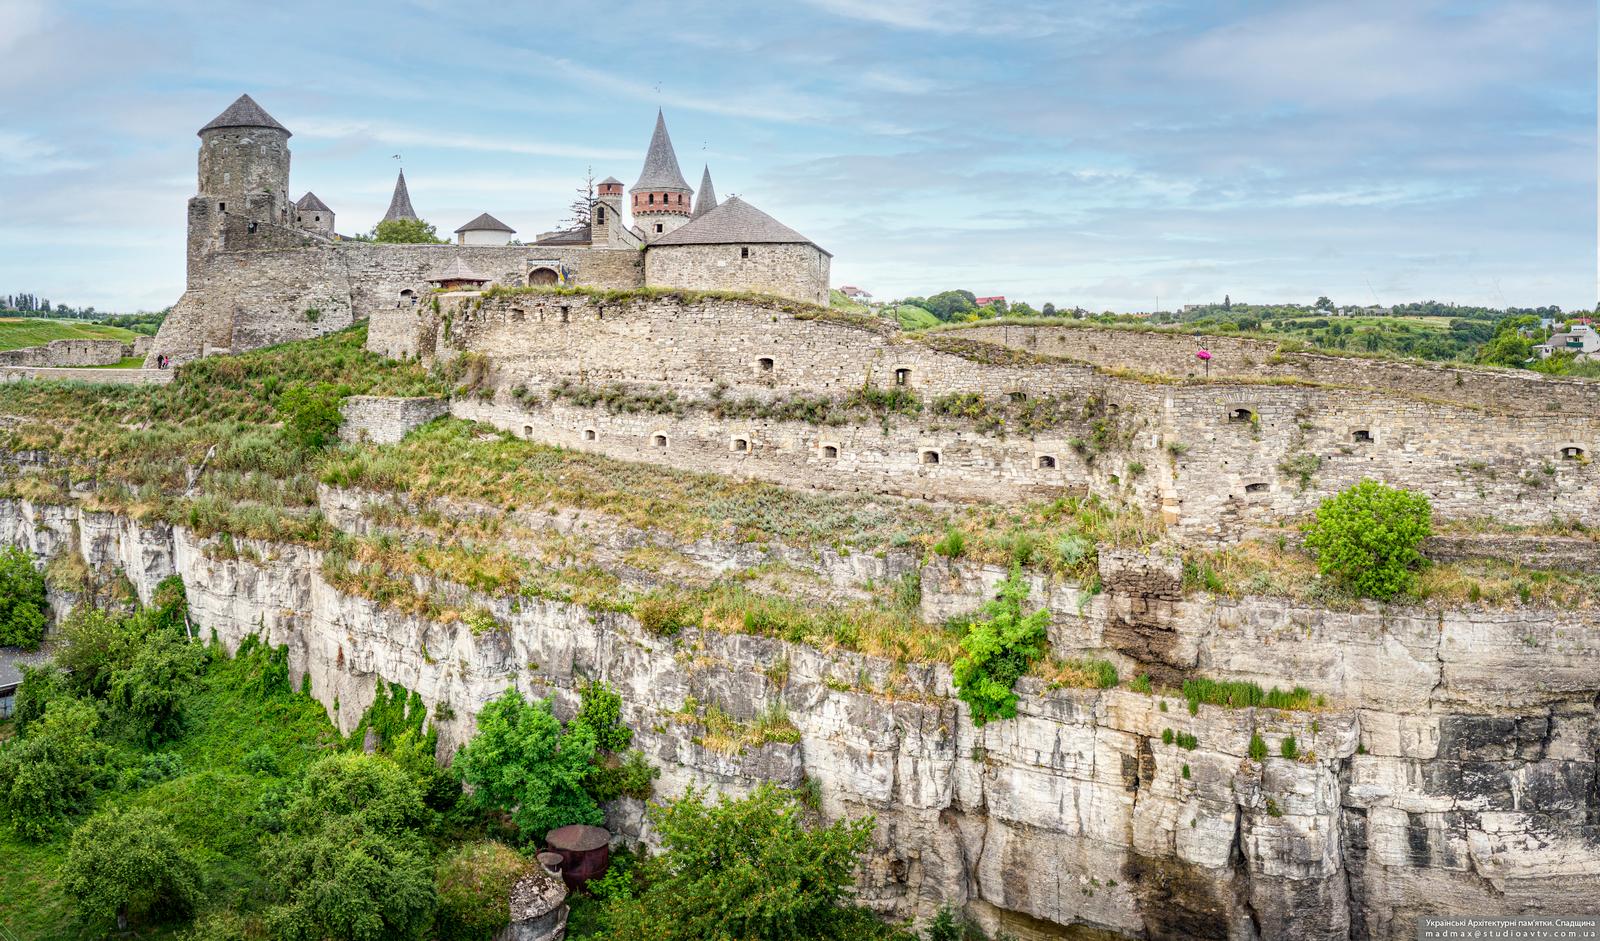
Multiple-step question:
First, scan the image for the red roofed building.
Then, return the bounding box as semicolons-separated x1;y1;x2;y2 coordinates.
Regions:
975;295;1006;307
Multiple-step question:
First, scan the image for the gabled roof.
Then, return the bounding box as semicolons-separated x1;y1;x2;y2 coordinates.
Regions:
296;192;331;212
649;196;829;256
455;212;515;234
631;110;692;193
691;165;718;219
428;257;489;284
199;94;290;137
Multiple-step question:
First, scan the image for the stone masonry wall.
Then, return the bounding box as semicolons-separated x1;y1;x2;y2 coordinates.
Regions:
956;323;1600;416
338;395;449;444
644;242;831;306
0;339;131;367
413;293;1600;538
1;496;1593;940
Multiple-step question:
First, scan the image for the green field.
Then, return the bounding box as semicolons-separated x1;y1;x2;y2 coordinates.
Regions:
0;318;139;352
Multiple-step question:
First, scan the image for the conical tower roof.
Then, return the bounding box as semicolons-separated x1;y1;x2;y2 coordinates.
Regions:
296;192;331;212
691;165;718;219
631;110;692;193
383;169;417;222
651;196;829;256
198;94;290;136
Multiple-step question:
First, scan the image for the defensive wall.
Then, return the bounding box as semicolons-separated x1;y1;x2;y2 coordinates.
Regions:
953;321;1600;416
381;290;1600;539
151;215;644;365
0;338;139;367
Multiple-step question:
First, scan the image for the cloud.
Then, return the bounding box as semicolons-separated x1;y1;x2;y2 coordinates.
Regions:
292;118;638;161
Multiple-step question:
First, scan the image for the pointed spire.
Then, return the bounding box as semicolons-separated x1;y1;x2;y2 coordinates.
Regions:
198;93;290;137
383;169;417;222
631;109;692;193
691;165;718;219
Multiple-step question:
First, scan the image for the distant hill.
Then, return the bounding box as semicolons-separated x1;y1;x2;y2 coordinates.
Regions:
0;318;139;352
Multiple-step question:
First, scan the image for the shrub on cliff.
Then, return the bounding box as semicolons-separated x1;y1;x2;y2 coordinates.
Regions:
277;381;348;450
0;544;48;649
951;566;1051;726
1303;480;1432;600
594;784;896;941
451;688;605;842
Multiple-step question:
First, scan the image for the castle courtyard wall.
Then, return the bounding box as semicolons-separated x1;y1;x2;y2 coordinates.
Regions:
418;293;1600;537
956;322;1600;415
0;338;131;367
644;242;830;306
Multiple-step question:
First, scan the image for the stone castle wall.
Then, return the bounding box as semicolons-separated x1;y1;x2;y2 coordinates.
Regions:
152;225;645;365
338;395;449;444
0;338;131;367
644;242;831;306
1;495;1593;940
956;322;1600;416
407;293;1600;538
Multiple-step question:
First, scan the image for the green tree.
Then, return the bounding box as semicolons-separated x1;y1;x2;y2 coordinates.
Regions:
373;218;446;243
922;290;977;321
452;689;602;841
597;785;890;941
0;697;106;839
110;629;207;745
1303;480;1432;599
1041;302;1057;316
0;544;48;649
951;566;1051;726
278;381;347;450
1314;296;1334;311
9;663;71;735
261;753;438;941
62;805;202;931
569;680;657;803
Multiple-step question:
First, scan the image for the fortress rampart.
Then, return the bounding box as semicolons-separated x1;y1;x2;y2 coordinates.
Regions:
383;290;1600;539
954;322;1600;416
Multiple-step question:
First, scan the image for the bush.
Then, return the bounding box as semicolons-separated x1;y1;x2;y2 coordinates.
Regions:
277;381;347;450
594;784;893;941
62;805;202;930
951;566;1050;726
433;841;531;941
931;527;966;559
1303;480;1432;599
0;697;107;839
452;689;604;842
1280;735;1299;759
0;544;48;649
260;753;438;941
1248;732;1268;762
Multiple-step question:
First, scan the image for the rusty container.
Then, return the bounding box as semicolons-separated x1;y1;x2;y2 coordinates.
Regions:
544;824;610;891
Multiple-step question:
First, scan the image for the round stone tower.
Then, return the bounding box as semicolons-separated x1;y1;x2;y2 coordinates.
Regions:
196;93;292;226
629;110;693;240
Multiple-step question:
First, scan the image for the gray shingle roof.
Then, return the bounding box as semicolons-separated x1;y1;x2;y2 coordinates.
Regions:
428;257;489;284
383;170;417;222
0;647;51;693
631;110;692;193
199;94;290;136
691;165;718;219
598;176;623;186
454;212;515;234
296;192;331;212
535;226;591;246
649;196;829;256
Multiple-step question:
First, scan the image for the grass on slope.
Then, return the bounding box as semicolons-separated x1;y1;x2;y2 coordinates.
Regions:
0;640;343;940
0;318;138;351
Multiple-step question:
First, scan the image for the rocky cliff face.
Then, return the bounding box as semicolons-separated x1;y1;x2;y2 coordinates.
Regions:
2;497;1594;940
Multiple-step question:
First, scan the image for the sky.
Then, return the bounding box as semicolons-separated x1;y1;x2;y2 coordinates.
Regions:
0;0;1594;313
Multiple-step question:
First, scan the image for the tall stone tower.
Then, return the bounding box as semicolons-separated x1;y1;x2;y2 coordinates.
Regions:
188;94;292;281
629;110;693;240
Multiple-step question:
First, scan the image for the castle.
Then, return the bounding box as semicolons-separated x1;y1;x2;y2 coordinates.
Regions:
149;95;831;364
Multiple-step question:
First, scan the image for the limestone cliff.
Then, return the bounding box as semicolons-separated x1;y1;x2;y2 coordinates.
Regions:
1;497;1594;940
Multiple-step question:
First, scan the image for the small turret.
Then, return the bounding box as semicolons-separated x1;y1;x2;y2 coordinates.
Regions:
295;192;334;235
384;169;417;222
592;176;628;246
629;110;693;239
691;165;718;219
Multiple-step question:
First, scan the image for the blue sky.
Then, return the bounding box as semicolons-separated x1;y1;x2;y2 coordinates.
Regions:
0;0;1593;312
